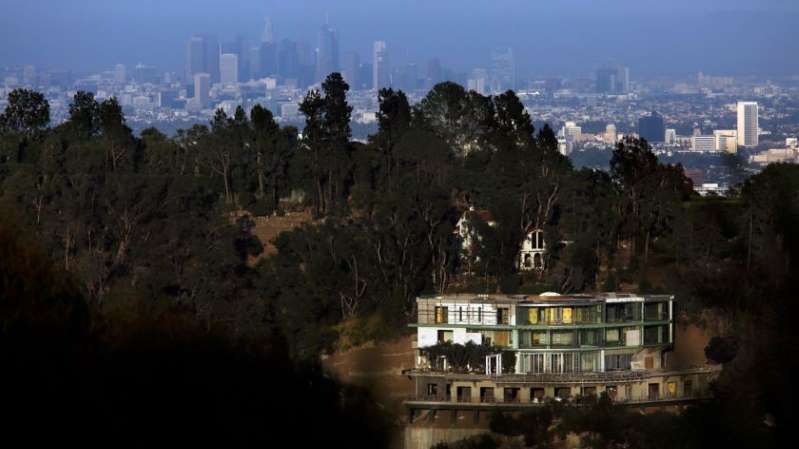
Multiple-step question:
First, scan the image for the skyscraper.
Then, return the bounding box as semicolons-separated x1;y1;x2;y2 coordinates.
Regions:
222;37;249;82
262;17;274;44
490;48;515;93
638;111;665;143
186;35;220;84
134;64;159;84
220;54;239;85
427;58;442;88
616;66;630;93
737;101;759;147
278;39;300;81
596;66;630;94
205;35;220;83
665;129;678;145
467;68;488;95
342;51;360;90
194;73;211;109
604;124;617;146
372;40;389;90
315;23;339;83
258;42;278;78
114;64;126;84
187;36;205;82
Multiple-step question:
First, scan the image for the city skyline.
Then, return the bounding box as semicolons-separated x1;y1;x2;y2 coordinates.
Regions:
2;0;799;77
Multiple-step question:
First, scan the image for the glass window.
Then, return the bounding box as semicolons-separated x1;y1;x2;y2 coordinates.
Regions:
604;353;632;371
562;308;573;324
581;352;599;372
645;302;668;321
497;331;512;347
551;331;576;346
606;303;641;322
528;308;539;324
550;353;563;373
520;331;548;347
563;353;576;373
580;329;603;346
437;330;453;343
435;306;448;324
497;308;509;325
644;325;668;345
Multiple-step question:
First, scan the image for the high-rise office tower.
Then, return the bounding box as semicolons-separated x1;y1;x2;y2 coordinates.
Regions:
278;39;300;81
187;36;206;82
222;37;249;82
596;68;616;94
194;73;211;109
737;101;759;147
665;129;677;146
467;68;489;95
490;48;515;93
114;64;126;84
396;63;419;91
205;36;220;83
315;23;339;83
604;124;617;146
258;41;278;78
616;66;630;93
596;66;630;94
427;58;442;87
134;64;159;84
220;54;239;85
186;35;220;84
342;51;360;89
262;17;274;44
638;111;665;143
373;40;389;90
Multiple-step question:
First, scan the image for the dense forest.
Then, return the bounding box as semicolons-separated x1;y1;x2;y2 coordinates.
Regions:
1;75;797;447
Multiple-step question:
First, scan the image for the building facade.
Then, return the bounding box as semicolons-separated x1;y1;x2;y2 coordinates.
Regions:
220;53;239;86
737;101;759;147
455;210;546;272
373;40;389;90
638;111;665;143
407;293;718;409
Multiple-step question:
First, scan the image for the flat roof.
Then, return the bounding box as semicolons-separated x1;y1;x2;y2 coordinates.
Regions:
417;293;673;305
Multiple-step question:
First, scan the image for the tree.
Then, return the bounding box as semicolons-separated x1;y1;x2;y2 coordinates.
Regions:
0;88;50;137
203;109;239;205
611;136;691;267
320;73;354;215
417;82;494;156
297;89;327;216
249;104;296;213
67;91;101;139
370;88;411;192
296;73;354;217
99;97;135;172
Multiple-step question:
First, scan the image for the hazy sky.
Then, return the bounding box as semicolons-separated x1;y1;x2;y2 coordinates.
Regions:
1;0;798;77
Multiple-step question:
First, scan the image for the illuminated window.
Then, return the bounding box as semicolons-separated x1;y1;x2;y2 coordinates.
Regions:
434;306;448;324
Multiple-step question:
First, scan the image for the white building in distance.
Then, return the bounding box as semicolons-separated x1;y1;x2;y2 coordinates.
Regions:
714;130;738;154
737;101;759;147
220;53;239;86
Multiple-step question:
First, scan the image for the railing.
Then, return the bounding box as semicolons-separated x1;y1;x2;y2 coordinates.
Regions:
409;393;714;406
406;366;720;383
